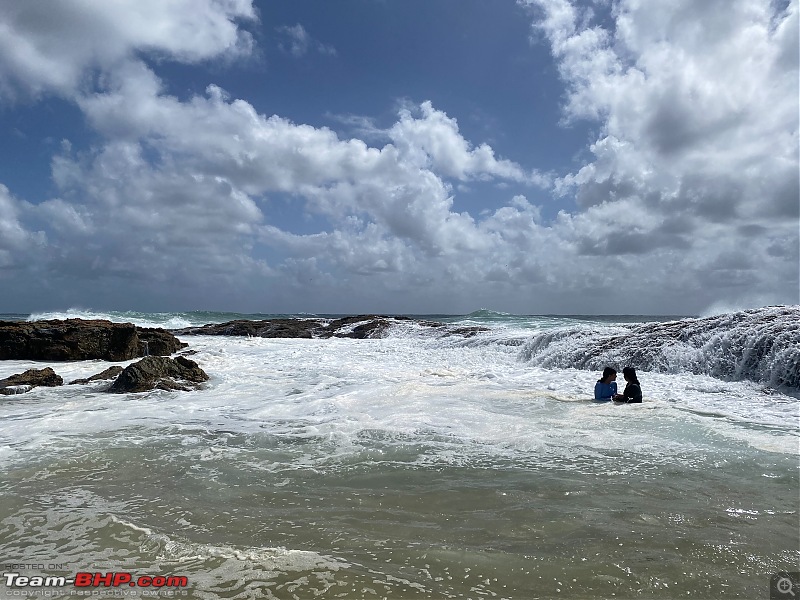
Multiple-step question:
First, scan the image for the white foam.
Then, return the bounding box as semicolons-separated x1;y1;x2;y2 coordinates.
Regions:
27;308;193;329
0;328;796;472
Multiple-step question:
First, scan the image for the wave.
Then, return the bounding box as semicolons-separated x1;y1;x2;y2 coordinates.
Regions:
465;308;515;319
28;308;192;329
26;308;284;330
519;306;800;390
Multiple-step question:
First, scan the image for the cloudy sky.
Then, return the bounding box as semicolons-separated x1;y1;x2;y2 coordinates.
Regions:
0;0;797;315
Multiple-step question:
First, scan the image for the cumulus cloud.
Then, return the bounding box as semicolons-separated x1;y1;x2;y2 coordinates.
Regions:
0;185;46;270
0;0;796;313
0;0;255;100
518;0;799;309
389;101;549;186
0;6;547;309
276;24;337;57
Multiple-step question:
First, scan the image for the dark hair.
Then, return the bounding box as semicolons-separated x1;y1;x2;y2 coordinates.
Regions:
600;367;617;382
622;367;639;384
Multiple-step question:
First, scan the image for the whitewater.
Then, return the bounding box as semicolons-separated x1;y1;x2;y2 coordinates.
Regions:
0;308;797;599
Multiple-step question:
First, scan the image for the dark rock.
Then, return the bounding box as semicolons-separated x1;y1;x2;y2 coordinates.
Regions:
68;366;125;385
174;315;487;341
175;319;318;338
325;315;412;339
138;328;187;356
443;326;490;338
175;315;418;340
108;356;209;393
0;367;63;395
0;386;33;396
0;319;186;361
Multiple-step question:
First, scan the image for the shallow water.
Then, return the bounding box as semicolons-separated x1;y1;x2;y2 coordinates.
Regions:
0;315;798;599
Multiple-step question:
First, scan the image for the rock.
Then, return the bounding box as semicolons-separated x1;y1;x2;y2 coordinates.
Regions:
68;366;125;385
173;315;487;341
0;319;186;361
0;386;33;396
138;328;188;356
108;356;209;393
521;305;800;389
175;315;416;339
442;326;490;338
0;367;63;395
174;319;318;338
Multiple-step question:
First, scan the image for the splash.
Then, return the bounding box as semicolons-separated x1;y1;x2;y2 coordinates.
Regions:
519;306;800;390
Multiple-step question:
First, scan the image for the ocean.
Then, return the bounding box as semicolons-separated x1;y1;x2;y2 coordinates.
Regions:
0;308;797;599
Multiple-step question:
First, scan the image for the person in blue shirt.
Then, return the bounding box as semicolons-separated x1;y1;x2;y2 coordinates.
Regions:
594;367;618;401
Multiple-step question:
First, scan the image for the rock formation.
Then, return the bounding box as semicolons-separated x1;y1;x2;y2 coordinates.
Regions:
0;368;63;395
108;356;209;393
68;366;125;385
0;319;186;361
174;315;488;339
520;305;800;389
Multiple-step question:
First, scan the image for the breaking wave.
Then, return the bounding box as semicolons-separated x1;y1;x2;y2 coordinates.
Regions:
519;306;800;390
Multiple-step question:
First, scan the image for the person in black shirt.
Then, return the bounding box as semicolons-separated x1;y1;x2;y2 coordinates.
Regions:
614;366;642;403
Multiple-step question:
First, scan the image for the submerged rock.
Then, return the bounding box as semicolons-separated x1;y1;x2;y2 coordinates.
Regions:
68;366;125;385
0;367;63;395
108;356;209;393
0;319;186;361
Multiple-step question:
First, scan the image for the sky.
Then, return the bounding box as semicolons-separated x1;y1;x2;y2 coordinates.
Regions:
0;0;797;315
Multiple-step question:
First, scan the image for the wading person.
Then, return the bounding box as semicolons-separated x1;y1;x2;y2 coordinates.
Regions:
594;367;617;401
614;366;642;403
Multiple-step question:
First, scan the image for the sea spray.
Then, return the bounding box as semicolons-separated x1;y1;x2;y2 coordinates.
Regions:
518;305;800;390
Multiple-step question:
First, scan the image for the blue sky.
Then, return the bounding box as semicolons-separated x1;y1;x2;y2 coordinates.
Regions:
0;0;797;315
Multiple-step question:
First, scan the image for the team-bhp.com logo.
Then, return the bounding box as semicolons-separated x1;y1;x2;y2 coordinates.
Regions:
4;572;188;590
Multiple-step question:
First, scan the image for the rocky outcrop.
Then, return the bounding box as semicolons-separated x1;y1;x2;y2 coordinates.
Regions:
175;315;490;340
68;366;125;385
325;316;402;339
108;356;209;393
521;305;800;389
0;319;186;361
173;315;488;339
175;319;320;338
0;368;63;395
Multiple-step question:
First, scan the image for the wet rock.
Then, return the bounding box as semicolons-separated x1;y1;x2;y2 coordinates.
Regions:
174;315;487;341
108;356;209;393
68;366;125;385
0;319;186;361
522;305;800;389
175;319;318;338
326;317;396;339
0;367;63;395
442;326;490;338
175;315;416;339
138;329;187;356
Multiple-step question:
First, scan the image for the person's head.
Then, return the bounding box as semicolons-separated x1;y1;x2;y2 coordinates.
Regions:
622;366;638;383
601;367;617;383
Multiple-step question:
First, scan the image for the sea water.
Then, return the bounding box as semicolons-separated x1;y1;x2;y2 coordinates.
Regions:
0;310;797;599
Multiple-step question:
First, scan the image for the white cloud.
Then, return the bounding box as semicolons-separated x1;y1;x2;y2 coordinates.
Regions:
0;0;796;313
388;101;550;186
0;185;46;270
0;0;255;99
276;23;337;58
517;0;799;310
